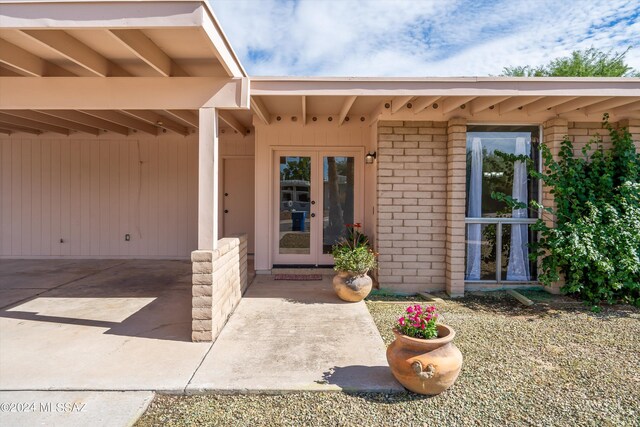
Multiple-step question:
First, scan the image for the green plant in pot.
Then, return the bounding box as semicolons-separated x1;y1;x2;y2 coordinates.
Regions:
331;224;377;302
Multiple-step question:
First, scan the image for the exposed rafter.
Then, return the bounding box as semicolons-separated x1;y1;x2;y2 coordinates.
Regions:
21;30;130;77
391;96;413;114
0;39;43;76
37;110;129;135
121;110;189;136
338;95;357;125
367;101;387;126
0;121;41;134
469;96;511;114
525;97;577;115
499;96;543;115
251;96;271;125
442;96;476;114
554;97;612;114
81;110;159;135
1;110;100;135
583;97;640;115
301;96;307;125
412;96;440;114
164;110;199;127
108;29;187;77
0;112;70;134
218;110;248;135
612;100;640;115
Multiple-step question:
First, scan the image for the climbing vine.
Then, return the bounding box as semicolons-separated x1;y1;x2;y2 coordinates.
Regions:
492;115;640;307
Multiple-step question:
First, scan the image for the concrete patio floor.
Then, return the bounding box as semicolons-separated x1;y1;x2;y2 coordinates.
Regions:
0;260;400;394
0;259;211;391
187;274;402;393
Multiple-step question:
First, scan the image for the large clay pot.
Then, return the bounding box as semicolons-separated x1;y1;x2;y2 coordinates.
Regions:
386;324;463;395
332;272;372;302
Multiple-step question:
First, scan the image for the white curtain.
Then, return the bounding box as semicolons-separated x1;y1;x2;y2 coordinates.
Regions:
465;137;483;280
507;137;530;281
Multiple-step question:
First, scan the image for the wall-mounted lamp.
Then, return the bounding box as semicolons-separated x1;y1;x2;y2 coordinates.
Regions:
365;151;377;164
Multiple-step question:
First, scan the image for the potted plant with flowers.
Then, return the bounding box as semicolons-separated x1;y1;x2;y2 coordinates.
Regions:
386;304;463;395
331;224;377;302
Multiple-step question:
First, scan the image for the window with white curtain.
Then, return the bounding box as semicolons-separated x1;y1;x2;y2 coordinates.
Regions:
464;125;540;283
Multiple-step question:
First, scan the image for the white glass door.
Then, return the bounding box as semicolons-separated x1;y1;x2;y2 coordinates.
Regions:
273;149;362;266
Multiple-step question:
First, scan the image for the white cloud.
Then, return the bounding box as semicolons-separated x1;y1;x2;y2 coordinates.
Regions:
210;0;640;76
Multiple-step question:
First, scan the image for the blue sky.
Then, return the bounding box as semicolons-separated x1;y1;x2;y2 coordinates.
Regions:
210;0;640;76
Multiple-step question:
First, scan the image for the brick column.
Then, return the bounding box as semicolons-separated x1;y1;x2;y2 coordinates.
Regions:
542;118;569;294
445;118;467;297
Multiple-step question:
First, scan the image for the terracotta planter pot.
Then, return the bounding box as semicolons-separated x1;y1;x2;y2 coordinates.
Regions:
332;272;372;302
386;324;463;395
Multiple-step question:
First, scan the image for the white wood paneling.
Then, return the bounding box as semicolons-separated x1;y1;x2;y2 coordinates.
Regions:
0;133;200;258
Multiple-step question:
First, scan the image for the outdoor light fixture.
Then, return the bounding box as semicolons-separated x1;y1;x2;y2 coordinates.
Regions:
365;151;377;164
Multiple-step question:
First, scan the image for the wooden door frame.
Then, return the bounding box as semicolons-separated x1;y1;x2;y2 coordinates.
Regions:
271;147;364;266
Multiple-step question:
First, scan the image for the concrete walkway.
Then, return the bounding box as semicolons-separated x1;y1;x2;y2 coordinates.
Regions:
187;274;402;393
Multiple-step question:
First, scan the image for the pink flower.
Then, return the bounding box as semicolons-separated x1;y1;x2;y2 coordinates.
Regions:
398;317;405;326
420;323;426;330
406;306;414;314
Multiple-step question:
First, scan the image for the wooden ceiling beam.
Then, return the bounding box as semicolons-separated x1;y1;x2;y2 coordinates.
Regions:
0;112;70;134
442;96;476;114
612;100;640;115
0;110;100;135
0;38;45;77
470;96;511;114
164;110;199;127
251;96;271;125
301;96;307;125
554;97;612;114
391;96;413;114
0;121;41;134
338;95;357;125
108;29;187;77
525;97;577;114
583;97;640;115
21;30;129;77
411;96;440;114
36;110;129;135
81;110;159;135
121;110;189;136
498;96;543;115
218;110;248;135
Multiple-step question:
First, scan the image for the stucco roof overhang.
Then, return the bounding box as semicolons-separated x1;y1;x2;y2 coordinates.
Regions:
0;0;251;136
249;77;640;126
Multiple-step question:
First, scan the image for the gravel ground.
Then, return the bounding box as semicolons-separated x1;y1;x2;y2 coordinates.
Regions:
136;292;640;427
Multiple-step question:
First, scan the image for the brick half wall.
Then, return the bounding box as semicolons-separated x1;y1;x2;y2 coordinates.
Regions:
191;234;248;342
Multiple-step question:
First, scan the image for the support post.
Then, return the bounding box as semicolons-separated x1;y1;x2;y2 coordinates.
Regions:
198;107;219;250
446;117;467;297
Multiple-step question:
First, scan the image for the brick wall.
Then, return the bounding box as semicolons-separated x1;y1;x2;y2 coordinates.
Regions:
376;120;449;293
191;234;248;342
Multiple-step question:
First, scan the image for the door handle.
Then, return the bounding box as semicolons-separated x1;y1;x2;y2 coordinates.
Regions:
311;213;316;217
224;210;229;213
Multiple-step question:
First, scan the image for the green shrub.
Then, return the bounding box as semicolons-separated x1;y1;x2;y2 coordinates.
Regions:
493;115;640;306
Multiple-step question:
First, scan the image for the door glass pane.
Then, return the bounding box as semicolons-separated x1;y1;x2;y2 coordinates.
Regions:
279;156;311;255
501;224;538;282
323;156;354;254
465;223;497;281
